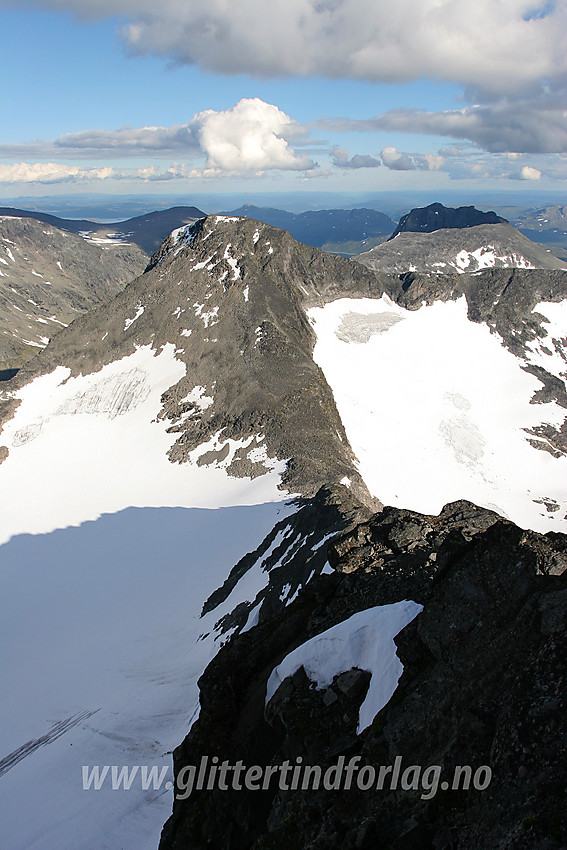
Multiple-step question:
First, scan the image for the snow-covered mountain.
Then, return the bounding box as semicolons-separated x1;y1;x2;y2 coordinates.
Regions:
0;215;148;369
1;215;566;849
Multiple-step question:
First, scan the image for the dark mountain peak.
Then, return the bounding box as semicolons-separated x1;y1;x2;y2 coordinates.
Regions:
389;202;507;239
7;213;386;507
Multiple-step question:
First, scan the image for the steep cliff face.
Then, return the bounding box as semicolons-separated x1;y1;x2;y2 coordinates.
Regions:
160;499;567;850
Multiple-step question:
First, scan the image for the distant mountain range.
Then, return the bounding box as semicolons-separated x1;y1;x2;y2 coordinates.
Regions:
513;205;567;261
0;205;205;255
0;206;208;369
225;204;395;254
356;206;566;274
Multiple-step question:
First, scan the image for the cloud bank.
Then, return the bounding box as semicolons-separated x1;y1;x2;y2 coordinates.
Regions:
0;162;197;184
331;146;381;169
0;99;315;180
24;0;567;97
322;96;567;154
380;146;445;171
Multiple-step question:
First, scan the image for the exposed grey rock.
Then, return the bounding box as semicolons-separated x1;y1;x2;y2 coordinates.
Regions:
323;689;338;707
0;215;393;503
335;669;369;700
202;484;371;636
224;205;395;256
0;215;147;368
356;222;566;275
0;204;205;255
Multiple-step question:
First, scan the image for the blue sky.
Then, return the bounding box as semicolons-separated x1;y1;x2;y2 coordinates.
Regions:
1;1;566;199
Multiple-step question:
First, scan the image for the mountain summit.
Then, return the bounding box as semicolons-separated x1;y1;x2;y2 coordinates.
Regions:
389;202;506;239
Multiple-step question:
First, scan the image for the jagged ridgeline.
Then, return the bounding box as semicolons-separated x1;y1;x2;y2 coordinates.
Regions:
1;213;566;850
2;214;396;504
161;501;567;850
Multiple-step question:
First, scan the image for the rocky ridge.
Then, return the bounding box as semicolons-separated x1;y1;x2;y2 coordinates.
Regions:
0;215;395;505
3;215;567;490
356;222;566;275
225;205;396;256
0;204;206;255
1;214;566;849
160;498;567;850
0;215;147;368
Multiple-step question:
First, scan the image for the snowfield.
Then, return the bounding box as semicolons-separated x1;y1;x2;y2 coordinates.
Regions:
308;295;567;533
0;502;292;850
3;285;566;849
0;344;287;543
0;343;291;849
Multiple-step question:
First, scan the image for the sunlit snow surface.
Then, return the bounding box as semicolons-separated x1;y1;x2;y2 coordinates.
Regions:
266;601;423;734
309;295;567;533
0;344;286;543
0;343;291;849
526;300;567;381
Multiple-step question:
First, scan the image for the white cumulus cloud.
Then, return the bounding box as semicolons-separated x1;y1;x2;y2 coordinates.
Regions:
192;98;315;173
0;162;202;185
380;146;445;171
331;146;381;169
518;165;542;180
0;162;115;184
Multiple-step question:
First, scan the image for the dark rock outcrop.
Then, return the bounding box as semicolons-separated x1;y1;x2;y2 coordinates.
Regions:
389;203;506;239
160;499;567;850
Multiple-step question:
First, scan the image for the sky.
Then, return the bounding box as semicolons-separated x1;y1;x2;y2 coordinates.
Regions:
1;0;567;202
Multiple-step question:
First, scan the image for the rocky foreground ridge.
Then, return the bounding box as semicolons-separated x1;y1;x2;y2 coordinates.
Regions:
160;497;567;850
